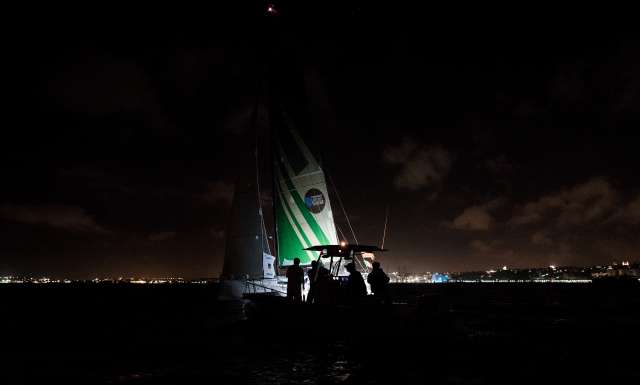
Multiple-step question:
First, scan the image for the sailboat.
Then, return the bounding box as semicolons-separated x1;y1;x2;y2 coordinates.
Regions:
218;6;384;301
219;100;383;300
218;79;386;301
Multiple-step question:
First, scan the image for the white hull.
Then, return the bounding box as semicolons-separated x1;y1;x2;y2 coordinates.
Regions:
218;278;291;300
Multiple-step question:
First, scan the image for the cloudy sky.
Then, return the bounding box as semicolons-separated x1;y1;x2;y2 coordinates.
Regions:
2;5;639;277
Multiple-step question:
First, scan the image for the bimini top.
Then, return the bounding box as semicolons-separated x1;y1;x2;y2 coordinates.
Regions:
304;244;386;257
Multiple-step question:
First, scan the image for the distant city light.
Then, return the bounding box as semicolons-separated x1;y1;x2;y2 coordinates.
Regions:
340;241;346;247
0;259;636;286
449;279;592;283
431;273;449;283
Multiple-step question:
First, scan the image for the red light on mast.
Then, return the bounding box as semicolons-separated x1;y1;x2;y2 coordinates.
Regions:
266;3;279;16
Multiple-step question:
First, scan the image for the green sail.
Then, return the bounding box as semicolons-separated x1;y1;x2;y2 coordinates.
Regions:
274;126;338;266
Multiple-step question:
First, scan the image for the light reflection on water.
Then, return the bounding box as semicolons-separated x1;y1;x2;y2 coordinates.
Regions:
242;342;359;385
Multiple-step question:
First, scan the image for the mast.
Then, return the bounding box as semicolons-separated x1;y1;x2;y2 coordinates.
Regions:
221;47;269;280
221;5;277;281
222;4;339;279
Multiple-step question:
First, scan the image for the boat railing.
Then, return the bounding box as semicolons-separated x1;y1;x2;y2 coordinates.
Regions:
244;279;287;296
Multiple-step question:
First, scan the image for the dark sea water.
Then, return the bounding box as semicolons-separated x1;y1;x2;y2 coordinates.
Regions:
2;282;639;384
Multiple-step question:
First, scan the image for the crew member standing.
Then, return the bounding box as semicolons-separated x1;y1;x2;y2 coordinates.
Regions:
307;260;329;303
367;261;390;304
286;257;304;302
345;262;367;304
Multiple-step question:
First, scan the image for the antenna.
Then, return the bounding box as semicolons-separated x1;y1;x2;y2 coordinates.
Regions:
381;205;390;250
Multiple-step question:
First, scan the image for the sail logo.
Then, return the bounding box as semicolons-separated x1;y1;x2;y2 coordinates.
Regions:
304;189;326;214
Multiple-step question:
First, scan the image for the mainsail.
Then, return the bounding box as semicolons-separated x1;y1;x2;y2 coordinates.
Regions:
273;113;339;266
222;101;274;280
222;174;269;280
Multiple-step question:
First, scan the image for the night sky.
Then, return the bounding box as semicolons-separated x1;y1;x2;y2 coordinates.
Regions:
3;5;639;278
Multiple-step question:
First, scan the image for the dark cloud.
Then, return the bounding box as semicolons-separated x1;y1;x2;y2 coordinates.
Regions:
509;178;618;228
609;194;640;225
623;196;640;225
469;239;515;262
545;242;575;266
468;236;579;269
383;138;418;164
447;198;504;231
147;231;177;242
0;203;109;234
449;206;494;231
469;239;494;254
383;138;452;192
530;231;553;246
594;238;640;262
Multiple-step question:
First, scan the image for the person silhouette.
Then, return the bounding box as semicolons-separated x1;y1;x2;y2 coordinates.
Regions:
306;260;329;303
286;257;304;302
367;261;391;304
345;262;367;304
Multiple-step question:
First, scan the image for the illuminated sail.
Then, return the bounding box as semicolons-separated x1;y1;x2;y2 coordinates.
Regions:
274;118;338;266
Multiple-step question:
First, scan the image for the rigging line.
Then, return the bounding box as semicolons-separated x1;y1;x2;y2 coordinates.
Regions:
381;205;390;250
353;251;369;274
335;223;348;243
251;72;271;255
356;258;365;269
326;171;359;245
254;123;269;254
261;214;272;255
